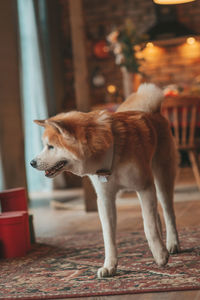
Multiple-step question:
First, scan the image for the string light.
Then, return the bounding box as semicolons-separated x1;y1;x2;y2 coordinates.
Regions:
107;85;117;94
134;45;141;51
187;37;196;45
146;42;154;48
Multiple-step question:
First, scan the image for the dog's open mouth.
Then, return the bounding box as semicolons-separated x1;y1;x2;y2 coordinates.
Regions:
45;160;68;177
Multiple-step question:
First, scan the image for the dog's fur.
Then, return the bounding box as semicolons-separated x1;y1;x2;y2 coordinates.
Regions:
31;83;180;278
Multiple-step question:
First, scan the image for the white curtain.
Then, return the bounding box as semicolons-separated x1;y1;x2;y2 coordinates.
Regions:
17;0;52;192
0;152;4;191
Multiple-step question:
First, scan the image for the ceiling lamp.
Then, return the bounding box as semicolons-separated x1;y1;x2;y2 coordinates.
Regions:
153;0;195;4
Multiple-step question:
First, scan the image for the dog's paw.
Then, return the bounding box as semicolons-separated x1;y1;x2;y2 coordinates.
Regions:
167;243;180;254
97;266;116;278
155;249;169;267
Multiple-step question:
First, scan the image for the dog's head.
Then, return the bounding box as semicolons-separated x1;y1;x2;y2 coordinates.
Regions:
30;111;113;178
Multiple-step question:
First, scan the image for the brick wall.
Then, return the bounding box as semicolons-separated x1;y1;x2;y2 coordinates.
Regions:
177;1;200;34
138;40;200;89
58;0;200;110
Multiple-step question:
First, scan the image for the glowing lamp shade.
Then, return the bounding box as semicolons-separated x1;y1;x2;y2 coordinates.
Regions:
153;0;195;4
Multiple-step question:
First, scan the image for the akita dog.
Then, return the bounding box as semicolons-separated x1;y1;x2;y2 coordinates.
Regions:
31;83;180;278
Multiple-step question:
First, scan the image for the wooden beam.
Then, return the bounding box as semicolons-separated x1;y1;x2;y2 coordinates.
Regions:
69;0;97;211
0;0;27;189
68;0;90;112
46;0;66;115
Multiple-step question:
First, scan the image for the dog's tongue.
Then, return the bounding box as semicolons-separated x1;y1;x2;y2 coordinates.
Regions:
45;169;55;177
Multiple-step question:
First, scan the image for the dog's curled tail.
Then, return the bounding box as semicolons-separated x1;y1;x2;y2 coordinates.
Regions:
136;83;164;113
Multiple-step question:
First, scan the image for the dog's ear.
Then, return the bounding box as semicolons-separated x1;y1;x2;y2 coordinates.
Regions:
46;120;64;135
34;120;46;127
46;120;75;137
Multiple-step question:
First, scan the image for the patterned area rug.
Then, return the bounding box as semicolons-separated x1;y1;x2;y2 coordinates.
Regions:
0;228;200;299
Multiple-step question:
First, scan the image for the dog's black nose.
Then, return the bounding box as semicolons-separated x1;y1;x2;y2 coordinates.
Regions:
30;159;37;168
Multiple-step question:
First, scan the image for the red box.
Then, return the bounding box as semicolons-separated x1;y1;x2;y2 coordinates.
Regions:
0;211;31;252
0;212;27;258
0;187;28;212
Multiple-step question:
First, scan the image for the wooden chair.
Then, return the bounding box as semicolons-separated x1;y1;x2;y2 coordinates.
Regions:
162;96;200;190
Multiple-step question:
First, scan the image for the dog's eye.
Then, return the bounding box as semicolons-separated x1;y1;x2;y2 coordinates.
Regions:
47;144;54;150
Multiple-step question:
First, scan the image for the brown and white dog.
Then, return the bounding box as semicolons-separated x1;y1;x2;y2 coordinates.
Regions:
31;83;180;278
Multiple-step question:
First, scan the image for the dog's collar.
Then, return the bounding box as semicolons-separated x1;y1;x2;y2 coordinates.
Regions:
96;143;114;183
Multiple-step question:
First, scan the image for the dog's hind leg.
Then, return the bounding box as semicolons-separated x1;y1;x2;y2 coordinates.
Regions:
89;175;118;278
137;183;169;266
153;158;180;254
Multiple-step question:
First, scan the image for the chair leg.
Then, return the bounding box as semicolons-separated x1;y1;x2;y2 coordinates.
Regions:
189;150;200;190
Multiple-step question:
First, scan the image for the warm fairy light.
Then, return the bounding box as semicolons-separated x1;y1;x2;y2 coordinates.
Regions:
153;0;195;4
107;85;116;94
187;37;196;45
134;45;141;52
146;42;154;48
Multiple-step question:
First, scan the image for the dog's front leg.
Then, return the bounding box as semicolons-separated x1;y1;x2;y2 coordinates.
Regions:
89;176;118;278
137;183;169;266
97;191;117;278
